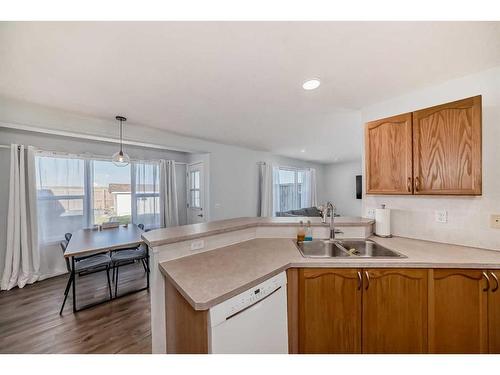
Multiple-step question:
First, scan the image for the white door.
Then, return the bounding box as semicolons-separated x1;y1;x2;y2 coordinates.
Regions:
187;162;205;224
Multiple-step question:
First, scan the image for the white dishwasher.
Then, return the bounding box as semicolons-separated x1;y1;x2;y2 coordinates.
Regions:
209;272;288;354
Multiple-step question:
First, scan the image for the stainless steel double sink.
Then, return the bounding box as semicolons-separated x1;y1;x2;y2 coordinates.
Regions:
295;239;406;258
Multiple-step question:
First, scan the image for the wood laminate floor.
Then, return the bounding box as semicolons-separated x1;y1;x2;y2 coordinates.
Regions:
0;263;151;354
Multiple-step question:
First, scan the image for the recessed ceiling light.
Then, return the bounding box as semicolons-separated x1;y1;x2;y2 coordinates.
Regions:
302;79;321;90
300;149;306;153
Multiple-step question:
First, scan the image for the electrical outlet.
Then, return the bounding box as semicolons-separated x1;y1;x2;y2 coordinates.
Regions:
366;208;375;219
190;239;205;251
435;210;448;223
490;214;500;229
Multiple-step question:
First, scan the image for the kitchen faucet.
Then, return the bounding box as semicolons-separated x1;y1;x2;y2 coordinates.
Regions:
322;201;340;241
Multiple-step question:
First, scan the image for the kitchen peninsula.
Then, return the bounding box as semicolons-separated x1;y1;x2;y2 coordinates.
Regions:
142;217;500;354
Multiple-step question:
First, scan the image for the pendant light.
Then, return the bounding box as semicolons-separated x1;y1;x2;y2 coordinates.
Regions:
112;116;130;167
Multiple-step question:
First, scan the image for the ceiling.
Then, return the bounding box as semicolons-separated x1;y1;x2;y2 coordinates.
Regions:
1;22;500;163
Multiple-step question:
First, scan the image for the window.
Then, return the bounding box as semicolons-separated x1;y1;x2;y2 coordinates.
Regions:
36;157;87;244
93;160;131;225
189;170;201;208
274;167;311;213
35;154;161;244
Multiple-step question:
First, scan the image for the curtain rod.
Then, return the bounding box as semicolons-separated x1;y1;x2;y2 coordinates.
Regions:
257;161;314;171
0;144;20;150
0;144;188;165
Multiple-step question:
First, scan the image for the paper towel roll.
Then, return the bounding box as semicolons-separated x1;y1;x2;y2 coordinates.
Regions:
375;207;391;237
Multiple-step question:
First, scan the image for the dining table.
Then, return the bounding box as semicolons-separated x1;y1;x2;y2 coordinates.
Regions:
64;224;145;312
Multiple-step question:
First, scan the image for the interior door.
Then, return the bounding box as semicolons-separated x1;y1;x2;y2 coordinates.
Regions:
365;113;413;194
362;269;428;353
429;269;488;353
298;268;362;353
186;162;205;224
412;95;482;195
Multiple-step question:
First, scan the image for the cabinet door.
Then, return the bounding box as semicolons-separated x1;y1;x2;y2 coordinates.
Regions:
365;113;413;194
489;270;500;354
413;96;482;195
429;269;488;353
362;269;428;353
298;268;362;353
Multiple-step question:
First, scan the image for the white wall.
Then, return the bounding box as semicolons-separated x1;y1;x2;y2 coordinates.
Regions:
323;160;362;216
361;66;500;250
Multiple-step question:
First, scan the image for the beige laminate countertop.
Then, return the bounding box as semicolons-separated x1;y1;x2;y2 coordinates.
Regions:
159;236;500;311
143;216;373;247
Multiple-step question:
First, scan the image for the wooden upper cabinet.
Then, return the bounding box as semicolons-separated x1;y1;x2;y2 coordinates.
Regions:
429;269;489;354
362;269;428;353
298;268;362;354
365;113;413;194
413;96;482;195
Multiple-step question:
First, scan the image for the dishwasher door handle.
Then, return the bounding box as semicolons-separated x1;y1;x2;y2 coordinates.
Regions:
225;286;282;321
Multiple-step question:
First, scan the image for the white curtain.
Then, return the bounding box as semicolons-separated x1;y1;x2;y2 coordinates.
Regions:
132;161;161;229
258;163;274;217
160;160;179;227
35;155;87;280
1;145;40;290
303;168;318;208
272;165;281;216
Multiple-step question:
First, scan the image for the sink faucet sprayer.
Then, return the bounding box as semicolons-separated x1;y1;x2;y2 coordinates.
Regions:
322;201;342;241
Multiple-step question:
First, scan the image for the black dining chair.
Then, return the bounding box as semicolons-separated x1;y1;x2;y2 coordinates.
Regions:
111;223;150;297
59;238;113;314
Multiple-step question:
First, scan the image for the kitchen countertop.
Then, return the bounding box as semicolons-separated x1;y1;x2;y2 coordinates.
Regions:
159;236;500;311
143;216;374;247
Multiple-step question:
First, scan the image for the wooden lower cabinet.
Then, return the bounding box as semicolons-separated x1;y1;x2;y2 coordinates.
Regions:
362;269;428;353
165;280;209;354
298;268;362;353
297;268;428;354
428;269;488;353
489;270;500;353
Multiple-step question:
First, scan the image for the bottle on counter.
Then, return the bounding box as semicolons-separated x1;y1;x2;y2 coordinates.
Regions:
297;220;306;242
305;220;313;241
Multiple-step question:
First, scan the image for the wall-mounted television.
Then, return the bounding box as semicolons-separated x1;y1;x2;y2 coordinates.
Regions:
356;175;362;199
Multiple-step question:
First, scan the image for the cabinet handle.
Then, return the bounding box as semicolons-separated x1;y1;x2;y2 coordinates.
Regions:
490;272;499;292
407;177;412;192
414;176;420;192
357;271;362;290
364;271;370;290
482;272;491;292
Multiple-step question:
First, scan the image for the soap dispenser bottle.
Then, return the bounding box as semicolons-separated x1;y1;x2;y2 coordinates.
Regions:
305;220;313;241
297;221;306;242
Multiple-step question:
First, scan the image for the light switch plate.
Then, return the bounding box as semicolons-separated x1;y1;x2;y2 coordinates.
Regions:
435;210;448;223
490;215;500;229
367;208;376;219
190;239;205;251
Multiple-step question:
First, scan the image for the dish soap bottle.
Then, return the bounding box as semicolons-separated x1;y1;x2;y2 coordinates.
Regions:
305;220;313;241
297;221;306;242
